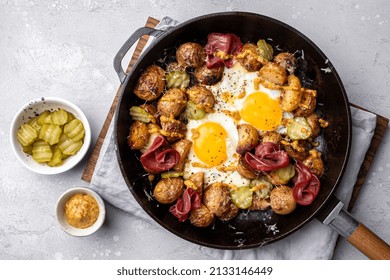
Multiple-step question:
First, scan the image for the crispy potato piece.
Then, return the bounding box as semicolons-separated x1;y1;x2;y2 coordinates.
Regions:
274;52;297;74
176;42;206;68
160;116;187;142
194;64;224;85
294;89;317;117
237;156;258;180
134;65;165;101
270;185;296;215
186;85;215;113
282;140;311;161
190;203;214;227
249;193;270;211
306;113;321;138
261;131;282;145
217;201;239;221
127;121;150;150
172;139;192;172
153;177;184;204
157;88;187;118
236;124;259;155
237;43;263;72
303;149;324;177
203;183;231;217
258;62;288;86
185;172;204;196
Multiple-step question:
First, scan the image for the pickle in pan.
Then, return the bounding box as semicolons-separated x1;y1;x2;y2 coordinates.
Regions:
47;145;64;167
39;124;62;145
64;119;85;141
32;140;53;163
37;110;53;125
51;109;68;125
58;133;83;155
17;123;38;147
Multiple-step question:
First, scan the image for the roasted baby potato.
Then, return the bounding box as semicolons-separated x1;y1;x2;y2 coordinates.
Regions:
274;52;297;74
217;201;239;221
249;193;270;211
176;42;206;68
236;123;259;155
282;140;311;161
172;139;192;172
190;203;214;227
127;121;150;150
237;43;263;72
258;62;288;86
203;183;231;217
185;172;204;196
186;85;215;113
294;89;317;117
261;131;282;145
280;75;303;112
153;177;184;204
160;115;187;142
306;113;321;138
194;64;224;85
270;185;296;215
134;65;165;101
157;88;187;118
303;149;324;177
237;156;258;179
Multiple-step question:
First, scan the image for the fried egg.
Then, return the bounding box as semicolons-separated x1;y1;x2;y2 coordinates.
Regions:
183;63;291;187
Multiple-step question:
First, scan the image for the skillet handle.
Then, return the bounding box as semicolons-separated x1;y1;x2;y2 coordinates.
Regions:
329;209;390;259
113;27;164;84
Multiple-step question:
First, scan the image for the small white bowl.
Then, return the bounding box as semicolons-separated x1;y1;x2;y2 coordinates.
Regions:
56;187;105;237
10;97;91;175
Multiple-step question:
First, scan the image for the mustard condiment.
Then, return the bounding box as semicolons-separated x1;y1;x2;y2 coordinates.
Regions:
64;193;99;229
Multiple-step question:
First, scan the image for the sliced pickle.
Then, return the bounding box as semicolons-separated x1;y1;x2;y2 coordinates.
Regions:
17;123;38;146
129;106;152;123
28;117;41;131
58;133;83;155
275;164;295;182
64;119;85;141
185;101;206;120
39;124;62;145
230;186;253;209
47;145;64;167
51;109;68;125
161;171;183;179
66;112;76;123
32;140;52;163
22;145;33;155
37;110;53;125
286;117;312;140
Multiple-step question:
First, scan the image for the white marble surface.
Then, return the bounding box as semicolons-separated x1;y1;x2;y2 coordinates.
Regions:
1;0;389;260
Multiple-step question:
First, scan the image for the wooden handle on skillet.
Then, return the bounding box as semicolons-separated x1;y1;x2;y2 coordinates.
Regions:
347;223;390;260
328;208;390;259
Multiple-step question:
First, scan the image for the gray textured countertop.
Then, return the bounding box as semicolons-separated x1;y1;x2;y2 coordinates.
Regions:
1;0;389;260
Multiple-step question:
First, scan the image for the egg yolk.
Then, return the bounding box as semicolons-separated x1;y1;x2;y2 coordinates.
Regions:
192;122;228;166
240;91;282;131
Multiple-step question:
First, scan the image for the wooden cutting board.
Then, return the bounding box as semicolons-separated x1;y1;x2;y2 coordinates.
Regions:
81;17;389;211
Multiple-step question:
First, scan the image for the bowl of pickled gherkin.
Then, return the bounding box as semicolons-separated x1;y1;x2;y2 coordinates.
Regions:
10;97;91;175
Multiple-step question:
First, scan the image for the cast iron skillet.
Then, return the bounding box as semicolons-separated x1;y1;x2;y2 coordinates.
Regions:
113;13;390;257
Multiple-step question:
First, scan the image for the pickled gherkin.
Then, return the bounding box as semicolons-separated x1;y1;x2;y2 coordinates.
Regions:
165;70;190;89
58;133;83;156
230;186;253;209
17;123;38;147
257;39;274;61
22;145;33;155
28;117;41;131
47;145;64;167
51;109;68;125
64;119;85;141
39;124;62;145
32;140;53;163
37;110;53;125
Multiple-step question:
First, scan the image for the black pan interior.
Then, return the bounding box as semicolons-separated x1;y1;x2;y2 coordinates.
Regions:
114;12;351;249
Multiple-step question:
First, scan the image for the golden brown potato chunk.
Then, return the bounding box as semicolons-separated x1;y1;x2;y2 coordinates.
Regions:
134;65;165;101
236;156;258;179
160;115;187;142
153;177;184;204
258;62;288;86
294;89;317;117
282;140;311;161
236;124;259;155
217;201;239;221
274;52;297;74
203;183;231;217
303;149;324;177
186;85;215;113
261;131;282;145
176;42;206;68
157;88;187;118
237;43;263;72
127;121;150;150
194;64;224;85
185;172;204;196
190;203;214;227
306;113;321;138
172;139;192;172
270;185;296;215
249;193;270;211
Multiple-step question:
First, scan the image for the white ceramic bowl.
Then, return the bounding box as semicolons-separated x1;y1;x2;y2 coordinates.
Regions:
56;187;105;237
10;97;91;175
